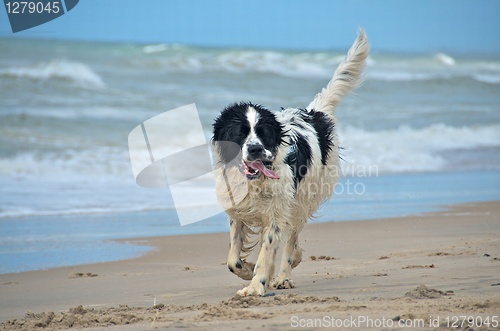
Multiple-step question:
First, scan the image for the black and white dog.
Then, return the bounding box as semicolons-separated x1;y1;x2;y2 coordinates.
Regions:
212;30;369;296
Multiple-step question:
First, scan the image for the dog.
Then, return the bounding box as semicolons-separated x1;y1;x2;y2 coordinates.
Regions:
211;30;369;296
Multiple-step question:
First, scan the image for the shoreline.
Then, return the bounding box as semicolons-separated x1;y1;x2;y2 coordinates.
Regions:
1;200;499;330
3;169;500;275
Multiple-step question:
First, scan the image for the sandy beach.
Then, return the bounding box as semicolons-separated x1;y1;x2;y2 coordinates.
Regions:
1;200;499;330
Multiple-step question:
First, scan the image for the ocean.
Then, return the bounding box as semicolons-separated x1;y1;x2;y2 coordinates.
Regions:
1;38;499;273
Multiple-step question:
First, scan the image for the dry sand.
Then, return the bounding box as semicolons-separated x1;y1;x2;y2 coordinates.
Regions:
1;201;499;330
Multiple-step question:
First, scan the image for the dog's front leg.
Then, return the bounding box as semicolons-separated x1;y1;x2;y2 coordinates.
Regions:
237;224;279;296
272;231;302;289
227;218;254;280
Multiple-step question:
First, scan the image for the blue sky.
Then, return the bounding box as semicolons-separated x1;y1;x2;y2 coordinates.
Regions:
1;0;499;54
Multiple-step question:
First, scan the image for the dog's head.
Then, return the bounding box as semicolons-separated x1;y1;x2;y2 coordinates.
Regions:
212;102;283;180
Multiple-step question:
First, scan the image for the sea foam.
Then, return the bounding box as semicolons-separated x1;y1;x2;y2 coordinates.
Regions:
339;124;500;173
0;60;105;88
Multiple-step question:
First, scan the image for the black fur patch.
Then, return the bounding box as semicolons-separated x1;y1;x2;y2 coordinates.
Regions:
285;132;312;189
212;103;250;164
253;106;283;154
304;110;336;165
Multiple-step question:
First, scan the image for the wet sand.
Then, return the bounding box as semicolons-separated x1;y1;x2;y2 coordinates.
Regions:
1;201;499;330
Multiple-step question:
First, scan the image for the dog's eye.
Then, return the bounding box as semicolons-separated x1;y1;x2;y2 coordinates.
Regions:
234;126;249;138
256;127;268;137
256;126;280;145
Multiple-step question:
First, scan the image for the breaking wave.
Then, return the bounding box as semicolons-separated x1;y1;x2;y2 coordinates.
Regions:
339;123;500;173
0;60;105;88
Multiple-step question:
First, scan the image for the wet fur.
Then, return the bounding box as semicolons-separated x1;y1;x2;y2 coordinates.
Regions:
212;30;369;296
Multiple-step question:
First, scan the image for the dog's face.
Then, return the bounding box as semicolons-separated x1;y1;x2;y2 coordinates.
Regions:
213;102;283;180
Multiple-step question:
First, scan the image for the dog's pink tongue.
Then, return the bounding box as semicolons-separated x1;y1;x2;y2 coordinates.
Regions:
250;161;280;179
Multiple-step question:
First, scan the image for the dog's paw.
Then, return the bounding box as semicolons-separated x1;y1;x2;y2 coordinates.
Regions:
271;278;295;290
228;260;255;280
236;282;265;297
237;260;255;281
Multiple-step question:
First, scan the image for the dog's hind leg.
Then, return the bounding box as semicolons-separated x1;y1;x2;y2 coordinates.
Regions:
272;231;302;289
227;218;255;280
237;224;280;296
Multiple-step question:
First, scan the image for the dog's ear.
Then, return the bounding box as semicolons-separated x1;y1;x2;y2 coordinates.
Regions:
213;103;250;143
212;103;251;164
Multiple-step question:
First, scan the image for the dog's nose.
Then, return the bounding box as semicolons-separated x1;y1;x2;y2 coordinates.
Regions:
247;144;264;157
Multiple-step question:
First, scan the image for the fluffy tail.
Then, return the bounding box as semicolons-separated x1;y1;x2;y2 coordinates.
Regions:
307;29;370;114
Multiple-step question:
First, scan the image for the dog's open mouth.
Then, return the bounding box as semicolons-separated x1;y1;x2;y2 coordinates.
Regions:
243;160;280;180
